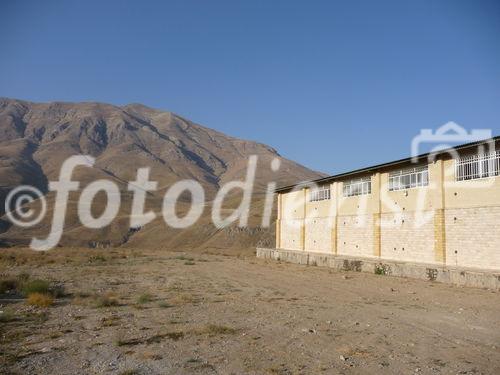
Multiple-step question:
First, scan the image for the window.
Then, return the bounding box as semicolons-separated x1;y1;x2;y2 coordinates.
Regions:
343;177;371;197
309;185;331;202
389;166;428;191
456;150;500;181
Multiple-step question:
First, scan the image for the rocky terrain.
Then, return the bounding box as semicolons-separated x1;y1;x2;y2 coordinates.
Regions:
0;247;498;374
0;98;323;252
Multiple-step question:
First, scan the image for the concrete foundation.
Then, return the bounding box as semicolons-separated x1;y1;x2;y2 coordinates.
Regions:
256;248;500;290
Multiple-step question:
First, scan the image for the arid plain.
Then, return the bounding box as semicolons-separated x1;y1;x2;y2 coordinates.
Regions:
1;247;499;375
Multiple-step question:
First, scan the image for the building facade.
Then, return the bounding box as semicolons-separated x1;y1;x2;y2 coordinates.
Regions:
275;138;500;271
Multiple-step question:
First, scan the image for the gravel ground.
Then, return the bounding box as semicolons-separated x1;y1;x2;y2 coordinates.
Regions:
1;248;499;374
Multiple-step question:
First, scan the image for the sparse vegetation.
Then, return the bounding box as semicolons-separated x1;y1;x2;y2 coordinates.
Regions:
101;315;121;327
174;255;194;261
0;310;16;323
184;260;196;265
119;369;139;375
170;293;197;305
21;279;51;296
94;293;119;308
195;324;237;336
27;292;54;307
374;264;387;275
88;255;107;263
0;278;18;294
137;293;153;304
158;301;173;308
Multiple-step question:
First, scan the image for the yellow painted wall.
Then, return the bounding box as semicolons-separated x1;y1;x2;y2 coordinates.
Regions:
305;217;334;253
277;151;500;270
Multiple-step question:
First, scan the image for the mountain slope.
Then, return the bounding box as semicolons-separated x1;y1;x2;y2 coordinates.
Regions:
0;98;324;252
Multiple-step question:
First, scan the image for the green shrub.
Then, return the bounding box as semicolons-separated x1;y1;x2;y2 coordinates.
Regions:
137;293;153;304
374;264;387;275
0;278;18;294
21;279;50;296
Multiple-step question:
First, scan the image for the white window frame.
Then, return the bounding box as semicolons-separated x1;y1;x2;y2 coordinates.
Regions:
455;150;500;181
388;166;428;191
309;185;331;202
343;177;371;197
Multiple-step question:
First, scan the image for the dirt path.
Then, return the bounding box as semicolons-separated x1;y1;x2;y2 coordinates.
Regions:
1;249;499;374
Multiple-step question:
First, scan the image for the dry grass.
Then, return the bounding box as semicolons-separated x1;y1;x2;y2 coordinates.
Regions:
0;310;16;323
157;301;173;308
26;293;54;307
169;293;197;305
195;324;237;336
94;293;120;308
137;293;153;304
0;278;18;294
118;370;139;375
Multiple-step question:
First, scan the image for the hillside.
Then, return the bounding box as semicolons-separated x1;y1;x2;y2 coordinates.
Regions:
0;98;323;252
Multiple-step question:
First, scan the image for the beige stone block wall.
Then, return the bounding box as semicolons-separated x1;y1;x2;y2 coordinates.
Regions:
336;214;375;258
281;190;305;219
445;207;500;270
380;211;436;264
280;219;303;250
304;217;334;253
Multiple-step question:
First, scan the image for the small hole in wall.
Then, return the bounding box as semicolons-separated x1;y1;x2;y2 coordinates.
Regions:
454;192;458;196
402;247;405;251
454;217;457;221
403;207;406;211
344;242;346;245
356;245;359;248
402;220;405;224
393;247;396;251
454;250;458;254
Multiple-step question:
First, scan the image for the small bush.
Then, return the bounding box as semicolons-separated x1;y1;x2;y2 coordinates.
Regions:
158;301;173;308
137;293;153;304
95;294;119;308
374;264;389;276
0;278;18;294
88;255;107;263
21;279;50;296
119;370;139;375
18;272;30;282
27;293;54;307
174;255;194;261
197;324;237;336
184;261;196;266
0;310;16;323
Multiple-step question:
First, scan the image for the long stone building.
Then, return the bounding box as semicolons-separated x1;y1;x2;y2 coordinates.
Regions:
267;137;500;276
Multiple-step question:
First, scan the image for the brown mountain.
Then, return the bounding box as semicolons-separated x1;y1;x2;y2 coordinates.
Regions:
0;98;323;253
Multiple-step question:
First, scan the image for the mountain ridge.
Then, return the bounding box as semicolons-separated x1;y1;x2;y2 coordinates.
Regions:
0;97;324;252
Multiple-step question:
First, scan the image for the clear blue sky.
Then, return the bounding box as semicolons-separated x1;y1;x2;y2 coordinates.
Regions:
1;0;500;174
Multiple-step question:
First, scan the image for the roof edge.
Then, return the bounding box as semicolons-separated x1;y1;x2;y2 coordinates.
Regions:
275;136;500;193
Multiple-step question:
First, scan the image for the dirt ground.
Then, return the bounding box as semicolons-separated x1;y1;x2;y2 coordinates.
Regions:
0;248;499;375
